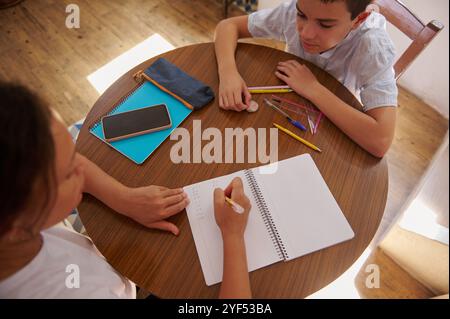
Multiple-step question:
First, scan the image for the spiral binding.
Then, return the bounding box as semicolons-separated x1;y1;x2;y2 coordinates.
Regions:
90;81;145;131
243;170;289;261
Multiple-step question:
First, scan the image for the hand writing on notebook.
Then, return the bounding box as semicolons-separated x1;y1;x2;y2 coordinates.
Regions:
214;177;251;237
213;177;252;298
218;69;252;112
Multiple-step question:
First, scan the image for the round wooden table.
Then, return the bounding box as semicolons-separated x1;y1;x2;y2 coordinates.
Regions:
76;42;388;298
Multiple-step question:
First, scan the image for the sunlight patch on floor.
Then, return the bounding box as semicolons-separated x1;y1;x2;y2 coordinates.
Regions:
87;33;174;94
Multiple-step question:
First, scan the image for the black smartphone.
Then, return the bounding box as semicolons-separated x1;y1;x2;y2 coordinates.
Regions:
102;104;172;142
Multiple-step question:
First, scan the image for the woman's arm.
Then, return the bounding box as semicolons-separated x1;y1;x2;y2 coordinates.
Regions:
78;154;189;234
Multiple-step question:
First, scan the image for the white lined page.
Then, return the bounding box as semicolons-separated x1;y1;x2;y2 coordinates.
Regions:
254;154;354;261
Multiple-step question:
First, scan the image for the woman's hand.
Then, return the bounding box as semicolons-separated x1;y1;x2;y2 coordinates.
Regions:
117;185;189;235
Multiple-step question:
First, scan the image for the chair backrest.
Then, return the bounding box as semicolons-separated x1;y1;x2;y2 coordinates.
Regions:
366;0;444;81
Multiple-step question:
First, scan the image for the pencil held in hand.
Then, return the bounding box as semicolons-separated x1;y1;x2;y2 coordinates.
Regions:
225;196;245;214
213;177;251;238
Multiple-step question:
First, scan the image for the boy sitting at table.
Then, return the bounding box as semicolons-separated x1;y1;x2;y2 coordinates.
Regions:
0;82;252;299
215;0;397;158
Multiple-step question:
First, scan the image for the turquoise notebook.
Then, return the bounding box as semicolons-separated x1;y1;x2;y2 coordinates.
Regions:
89;81;193;164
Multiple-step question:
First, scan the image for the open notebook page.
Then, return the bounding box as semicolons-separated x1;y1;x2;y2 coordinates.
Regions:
253;154;355;261
184;154;355;286
184;170;281;286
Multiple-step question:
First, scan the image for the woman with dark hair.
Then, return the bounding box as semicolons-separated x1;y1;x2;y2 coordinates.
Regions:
0;82;252;298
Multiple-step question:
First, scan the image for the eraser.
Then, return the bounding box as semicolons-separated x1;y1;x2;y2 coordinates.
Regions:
246;100;259;113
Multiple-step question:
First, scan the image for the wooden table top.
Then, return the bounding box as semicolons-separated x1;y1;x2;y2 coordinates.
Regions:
76;42;388;298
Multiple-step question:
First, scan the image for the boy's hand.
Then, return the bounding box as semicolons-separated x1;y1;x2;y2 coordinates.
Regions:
214;177;251;238
117;186;189;235
218;70;252;112
275;60;321;100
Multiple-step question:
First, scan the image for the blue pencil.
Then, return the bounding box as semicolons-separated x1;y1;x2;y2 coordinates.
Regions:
263;98;307;132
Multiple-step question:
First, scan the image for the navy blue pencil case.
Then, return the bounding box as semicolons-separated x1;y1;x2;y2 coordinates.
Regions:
134;58;215;111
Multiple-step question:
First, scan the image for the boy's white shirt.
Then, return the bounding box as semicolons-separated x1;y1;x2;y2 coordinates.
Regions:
248;0;398;111
0;223;136;299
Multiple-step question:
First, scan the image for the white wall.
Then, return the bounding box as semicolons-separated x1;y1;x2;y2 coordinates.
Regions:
257;0;449;118
388;0;449;119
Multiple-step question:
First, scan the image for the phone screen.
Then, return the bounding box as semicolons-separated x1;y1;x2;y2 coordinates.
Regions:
102;104;172;142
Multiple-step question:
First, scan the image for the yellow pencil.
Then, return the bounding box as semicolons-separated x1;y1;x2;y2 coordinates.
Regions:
225;196;245;214
249;89;293;94
273;122;322;153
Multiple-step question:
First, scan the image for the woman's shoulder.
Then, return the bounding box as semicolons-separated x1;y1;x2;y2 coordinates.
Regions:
0;224;135;299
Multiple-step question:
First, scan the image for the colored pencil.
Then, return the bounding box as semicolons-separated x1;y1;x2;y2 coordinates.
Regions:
248;85;291;90
225;196;245;214
273;123;322;153
249;88;293;94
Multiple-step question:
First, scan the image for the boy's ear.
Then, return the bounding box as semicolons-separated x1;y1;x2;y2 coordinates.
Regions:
351;11;371;30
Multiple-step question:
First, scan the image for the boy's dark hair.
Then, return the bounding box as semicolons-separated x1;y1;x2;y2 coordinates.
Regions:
0;82;56;236
321;0;373;20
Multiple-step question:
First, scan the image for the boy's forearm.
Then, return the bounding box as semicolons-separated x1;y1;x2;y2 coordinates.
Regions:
214;20;240;76
78;154;129;211
309;84;396;158
219;234;252;299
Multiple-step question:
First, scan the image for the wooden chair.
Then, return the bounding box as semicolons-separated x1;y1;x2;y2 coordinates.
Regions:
367;0;444;81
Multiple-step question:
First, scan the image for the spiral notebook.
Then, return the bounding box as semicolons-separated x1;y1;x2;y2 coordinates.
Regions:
184;154;355;286
89;81;193;165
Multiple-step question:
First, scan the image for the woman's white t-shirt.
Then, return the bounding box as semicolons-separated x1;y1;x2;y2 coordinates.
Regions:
0;224;136;299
